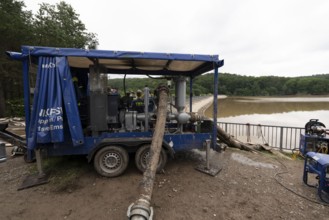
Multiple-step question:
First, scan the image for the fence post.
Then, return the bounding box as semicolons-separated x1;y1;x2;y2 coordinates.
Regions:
279;127;284;151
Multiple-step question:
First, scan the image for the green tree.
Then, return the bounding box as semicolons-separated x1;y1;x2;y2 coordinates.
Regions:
33;1;98;49
0;0;99;117
283;78;297;95
306;78;329;95
0;0;33;116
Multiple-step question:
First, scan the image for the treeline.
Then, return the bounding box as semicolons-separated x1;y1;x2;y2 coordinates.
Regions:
108;73;329;97
0;0;98;117
108;77;167;95
197;73;329;96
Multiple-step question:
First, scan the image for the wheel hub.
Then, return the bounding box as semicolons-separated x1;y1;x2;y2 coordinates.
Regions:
103;152;121;170
142;152;150;166
141;150;162;169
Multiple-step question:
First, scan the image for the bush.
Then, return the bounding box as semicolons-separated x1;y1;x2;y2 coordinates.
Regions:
5;99;25;117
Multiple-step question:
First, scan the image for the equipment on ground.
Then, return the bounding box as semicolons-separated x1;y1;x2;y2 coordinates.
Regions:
300;119;329;155
195;139;222;176
301;120;329;203
303;152;329;203
0;123;27;157
305;119;328;137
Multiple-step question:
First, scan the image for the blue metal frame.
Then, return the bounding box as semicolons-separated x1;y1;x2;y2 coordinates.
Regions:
303;152;329;202
21;46;219;62
189;77;193;112
212;64;219;149
7;46;224;157
22;58;35;160
19;46;224;77
45;132;212;156
22;59;30;136
299;134;329;155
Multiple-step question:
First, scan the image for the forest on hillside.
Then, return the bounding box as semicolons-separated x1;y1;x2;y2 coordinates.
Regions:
109;73;329;97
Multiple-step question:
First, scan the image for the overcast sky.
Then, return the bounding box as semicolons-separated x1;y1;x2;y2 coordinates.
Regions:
23;0;329;77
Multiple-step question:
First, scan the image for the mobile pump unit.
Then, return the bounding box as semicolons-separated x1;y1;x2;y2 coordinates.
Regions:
300;119;329;203
6;46;224;178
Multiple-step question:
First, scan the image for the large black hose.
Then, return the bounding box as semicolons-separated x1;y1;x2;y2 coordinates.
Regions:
128;85;169;220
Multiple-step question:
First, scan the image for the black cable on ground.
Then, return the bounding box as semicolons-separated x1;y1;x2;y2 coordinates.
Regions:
273;158;329;206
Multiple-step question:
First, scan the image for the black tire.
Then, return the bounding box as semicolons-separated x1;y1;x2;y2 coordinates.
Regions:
93;146;129;177
135;144;167;173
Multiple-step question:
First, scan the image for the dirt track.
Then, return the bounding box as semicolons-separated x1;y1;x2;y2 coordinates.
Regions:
1;145;329;220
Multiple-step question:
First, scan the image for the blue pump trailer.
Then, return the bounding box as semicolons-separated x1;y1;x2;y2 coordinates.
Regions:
7;46;224;177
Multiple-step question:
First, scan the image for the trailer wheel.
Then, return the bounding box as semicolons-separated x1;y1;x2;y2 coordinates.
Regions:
93;146;129;177
135;144;167;173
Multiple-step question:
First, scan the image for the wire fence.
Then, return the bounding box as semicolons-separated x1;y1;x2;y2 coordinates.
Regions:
218;122;305;151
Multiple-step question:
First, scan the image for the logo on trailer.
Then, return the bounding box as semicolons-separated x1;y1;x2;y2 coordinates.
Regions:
42;63;56;69
39;107;63;117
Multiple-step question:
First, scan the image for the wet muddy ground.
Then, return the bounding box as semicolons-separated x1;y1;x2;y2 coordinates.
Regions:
1;146;329;220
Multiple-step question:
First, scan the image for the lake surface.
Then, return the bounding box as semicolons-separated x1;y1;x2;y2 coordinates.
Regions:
204;96;329;128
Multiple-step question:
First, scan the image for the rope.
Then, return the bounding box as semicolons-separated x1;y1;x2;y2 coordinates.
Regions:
257;124;268;145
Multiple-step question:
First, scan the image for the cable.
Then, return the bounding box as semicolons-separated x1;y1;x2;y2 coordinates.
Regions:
273;171;329;206
273;158;329;206
291;148;304;159
256;125;269;145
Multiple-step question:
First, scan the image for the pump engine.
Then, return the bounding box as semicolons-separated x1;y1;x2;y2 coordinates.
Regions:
87;69;203;135
305;119;328;137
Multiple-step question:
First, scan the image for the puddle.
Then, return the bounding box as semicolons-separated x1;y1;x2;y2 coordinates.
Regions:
231;153;277;169
191;148;218;159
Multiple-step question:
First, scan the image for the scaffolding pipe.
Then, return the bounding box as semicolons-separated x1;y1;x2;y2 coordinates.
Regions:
128;85;169;220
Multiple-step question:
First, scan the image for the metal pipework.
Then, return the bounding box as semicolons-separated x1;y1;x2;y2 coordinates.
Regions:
174;77;187;113
143;87;150;131
189;112;204;123
128;85;169;220
167;112;204;124
136;113;155;121
137;111;203;124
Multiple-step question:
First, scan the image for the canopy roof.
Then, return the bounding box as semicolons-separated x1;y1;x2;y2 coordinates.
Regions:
8;46;224;77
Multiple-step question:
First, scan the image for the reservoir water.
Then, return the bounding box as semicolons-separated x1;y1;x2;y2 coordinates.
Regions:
204;96;329;128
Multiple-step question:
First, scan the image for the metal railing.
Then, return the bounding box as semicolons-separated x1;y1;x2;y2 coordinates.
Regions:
218;122;305;151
